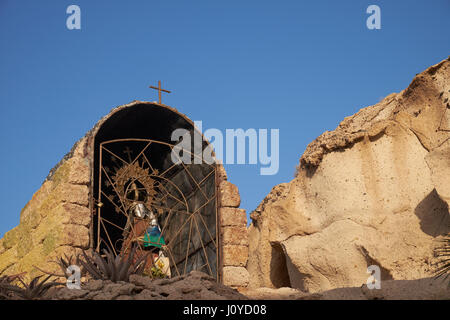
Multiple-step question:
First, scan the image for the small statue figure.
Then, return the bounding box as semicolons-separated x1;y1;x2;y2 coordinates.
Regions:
121;181;166;274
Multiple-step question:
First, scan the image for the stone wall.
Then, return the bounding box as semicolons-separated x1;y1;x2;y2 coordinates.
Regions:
0;137;92;281
217;169;250;288
0;102;251;288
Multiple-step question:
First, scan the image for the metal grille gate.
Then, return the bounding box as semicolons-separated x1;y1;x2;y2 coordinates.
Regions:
94;138;219;279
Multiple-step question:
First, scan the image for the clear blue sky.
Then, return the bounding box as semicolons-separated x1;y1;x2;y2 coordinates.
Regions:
0;0;449;237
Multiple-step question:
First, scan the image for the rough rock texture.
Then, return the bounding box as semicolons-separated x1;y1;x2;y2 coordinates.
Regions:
0;139;91;282
243;277;449;300
218;182;250;288
248;57;450;293
219;181;241;207
52;271;247;300
426;139;450;207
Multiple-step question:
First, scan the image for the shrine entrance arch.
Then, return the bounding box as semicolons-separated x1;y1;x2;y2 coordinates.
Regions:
92;102;219;279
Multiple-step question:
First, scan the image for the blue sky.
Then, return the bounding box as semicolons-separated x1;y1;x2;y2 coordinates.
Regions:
0;0;449;237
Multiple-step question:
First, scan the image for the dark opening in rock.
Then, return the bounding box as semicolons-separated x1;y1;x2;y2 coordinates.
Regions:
270;242;291;288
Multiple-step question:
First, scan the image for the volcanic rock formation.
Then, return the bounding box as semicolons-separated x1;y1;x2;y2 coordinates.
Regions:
248;57;450;293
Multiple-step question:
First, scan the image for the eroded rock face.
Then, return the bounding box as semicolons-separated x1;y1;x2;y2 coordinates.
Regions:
426;139;450;208
248;58;450;293
52;271;247;300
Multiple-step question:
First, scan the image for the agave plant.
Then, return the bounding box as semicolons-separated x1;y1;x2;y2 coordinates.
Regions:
33;253;84;281
0;276;14;300
434;234;450;280
55;253;87;279
78;244;148;282
0;272;28;300
0;275;60;300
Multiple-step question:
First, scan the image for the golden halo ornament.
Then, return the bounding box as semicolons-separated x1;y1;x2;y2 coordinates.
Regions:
112;161;158;210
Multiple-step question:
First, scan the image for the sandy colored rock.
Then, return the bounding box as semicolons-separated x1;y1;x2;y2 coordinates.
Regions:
426;139;450;206
60;224;90;248
222;266;250;287
55;183;89;207
242;286;308;300
73;137;90;159
358;277;449;300
219;181;241;207
67;157;90;185
243;277;449;300
61;203;91;226
216;163;228;181
248;57;450;293
300;59;450;168
221;226;248;246
222;245;248;267
220;207;247;227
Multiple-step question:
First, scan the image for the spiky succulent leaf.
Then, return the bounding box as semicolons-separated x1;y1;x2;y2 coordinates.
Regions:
2;275;60;300
434;234;450;280
79;250;104;280
79;244;149;282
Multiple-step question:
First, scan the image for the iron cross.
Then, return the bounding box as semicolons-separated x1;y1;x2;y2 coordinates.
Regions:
149;80;171;104
123;146;133;162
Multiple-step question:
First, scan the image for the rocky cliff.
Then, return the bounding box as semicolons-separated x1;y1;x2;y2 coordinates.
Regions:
248;57;450;293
